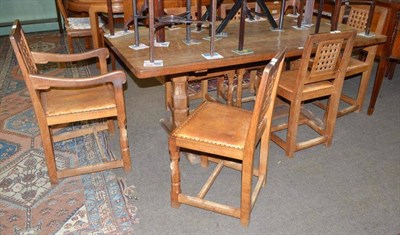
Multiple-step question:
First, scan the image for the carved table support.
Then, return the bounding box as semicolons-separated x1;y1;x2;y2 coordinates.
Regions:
171;76;189;129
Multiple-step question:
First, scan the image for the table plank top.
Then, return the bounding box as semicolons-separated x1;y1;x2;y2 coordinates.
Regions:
105;17;387;79
67;0;124;11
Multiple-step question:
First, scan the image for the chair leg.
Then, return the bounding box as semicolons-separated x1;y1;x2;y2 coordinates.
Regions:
200;79;209;100
355;69;371;113
100;33;105;48
258;130;270;187
236;69;245;108
85;36;91;49
386;60;397;80
322;97;330;124
226;74;235;106
107;119;115;135
249;70;257;93
200;155;209;168
117;114;131;172
216;77;225;99
110;51;116;71
286;100;302;157
67;35;74;53
240;158;253;227
169;142;182;208
324;94;340;147
215;72;236;106
41;126;59;184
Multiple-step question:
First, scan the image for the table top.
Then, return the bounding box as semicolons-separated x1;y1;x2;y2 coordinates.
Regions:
67;0;124;11
377;1;400;11
105;17;387;79
68;0;123;4
377;0;400;6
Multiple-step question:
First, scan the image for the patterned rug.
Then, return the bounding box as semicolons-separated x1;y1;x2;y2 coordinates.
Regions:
0;32;138;234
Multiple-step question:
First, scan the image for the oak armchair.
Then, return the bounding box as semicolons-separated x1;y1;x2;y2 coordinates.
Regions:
9;20;131;184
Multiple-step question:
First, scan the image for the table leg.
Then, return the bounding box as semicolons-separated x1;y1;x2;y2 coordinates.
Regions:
387;60;398;80
368;57;388;115
171;76;189;129
330;0;341;31
171;75;200;164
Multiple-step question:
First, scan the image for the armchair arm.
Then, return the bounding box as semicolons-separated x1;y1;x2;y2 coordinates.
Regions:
29;70;126;90
31;47;109;64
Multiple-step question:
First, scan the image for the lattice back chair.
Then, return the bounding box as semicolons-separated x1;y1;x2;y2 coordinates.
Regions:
168;49;286;227
56;0;105;53
319;4;388;116
271;31;356;157
9;20;131;184
389;17;400;79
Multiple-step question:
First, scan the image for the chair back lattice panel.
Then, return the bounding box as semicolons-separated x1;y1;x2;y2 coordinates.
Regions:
256;64;278;134
253;49;285;142
307;39;344;83
10;23;38;77
347;8;369;30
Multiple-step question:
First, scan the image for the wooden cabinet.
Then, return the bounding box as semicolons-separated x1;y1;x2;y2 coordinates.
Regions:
368;0;400;115
376;0;400;60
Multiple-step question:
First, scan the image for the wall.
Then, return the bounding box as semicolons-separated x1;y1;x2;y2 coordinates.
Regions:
0;0;59;36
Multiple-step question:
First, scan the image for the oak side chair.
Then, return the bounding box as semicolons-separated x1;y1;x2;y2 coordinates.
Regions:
314;4;388;117
9;20;131;185
271;30;356;157
56;0;105;53
168;48;286;227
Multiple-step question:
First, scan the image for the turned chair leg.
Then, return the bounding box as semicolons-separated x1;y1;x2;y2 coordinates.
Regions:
169;143;182;208
41;126;59;184
117;114;131;172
